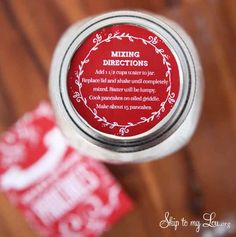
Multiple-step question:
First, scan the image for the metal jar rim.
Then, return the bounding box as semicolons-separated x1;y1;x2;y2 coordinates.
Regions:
49;10;197;153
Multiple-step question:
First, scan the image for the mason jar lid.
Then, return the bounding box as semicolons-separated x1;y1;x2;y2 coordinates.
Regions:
50;10;196;153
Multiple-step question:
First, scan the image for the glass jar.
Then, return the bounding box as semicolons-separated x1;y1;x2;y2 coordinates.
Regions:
49;10;203;163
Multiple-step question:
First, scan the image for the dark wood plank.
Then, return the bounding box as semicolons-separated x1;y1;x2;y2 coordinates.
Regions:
180;0;236;215
6;0;69;74
0;1;47;118
160;2;236;235
77;0;167;15
0;194;37;237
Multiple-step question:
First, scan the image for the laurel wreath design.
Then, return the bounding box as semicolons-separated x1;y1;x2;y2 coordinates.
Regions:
73;32;176;136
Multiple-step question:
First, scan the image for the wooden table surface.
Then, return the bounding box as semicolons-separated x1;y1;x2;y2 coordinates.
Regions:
0;0;236;237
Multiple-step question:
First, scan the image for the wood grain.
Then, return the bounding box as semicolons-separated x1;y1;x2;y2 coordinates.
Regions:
0;0;235;237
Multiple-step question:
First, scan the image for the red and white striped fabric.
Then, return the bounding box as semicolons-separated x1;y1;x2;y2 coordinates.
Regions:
0;102;133;237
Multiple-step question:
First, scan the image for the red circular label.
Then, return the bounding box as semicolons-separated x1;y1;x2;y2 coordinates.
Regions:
67;24;180;137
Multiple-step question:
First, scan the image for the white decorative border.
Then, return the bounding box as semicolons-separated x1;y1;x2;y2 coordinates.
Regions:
73;32;176;136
